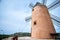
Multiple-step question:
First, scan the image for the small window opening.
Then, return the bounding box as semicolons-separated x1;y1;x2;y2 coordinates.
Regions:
34;21;36;25
32;9;34;11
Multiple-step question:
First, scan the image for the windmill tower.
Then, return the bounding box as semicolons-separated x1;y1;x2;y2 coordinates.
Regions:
25;0;60;39
31;2;56;39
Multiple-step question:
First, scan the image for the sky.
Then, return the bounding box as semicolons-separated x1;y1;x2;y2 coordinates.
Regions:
0;0;60;34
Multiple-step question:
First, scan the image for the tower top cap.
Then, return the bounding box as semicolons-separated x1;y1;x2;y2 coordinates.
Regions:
33;2;46;8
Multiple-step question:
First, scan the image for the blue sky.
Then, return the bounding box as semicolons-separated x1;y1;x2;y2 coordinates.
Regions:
0;0;60;34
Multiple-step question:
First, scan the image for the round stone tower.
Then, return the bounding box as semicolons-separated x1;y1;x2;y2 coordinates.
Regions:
31;2;56;39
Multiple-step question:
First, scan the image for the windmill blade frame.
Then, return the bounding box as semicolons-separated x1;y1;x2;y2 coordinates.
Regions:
42;0;47;5
48;0;60;10
25;0;60;27
25;14;60;27
25;14;60;23
50;14;60;27
50;14;60;23
25;16;32;22
52;19;60;27
29;3;34;8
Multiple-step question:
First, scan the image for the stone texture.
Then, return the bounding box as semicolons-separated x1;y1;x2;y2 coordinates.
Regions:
31;5;56;39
